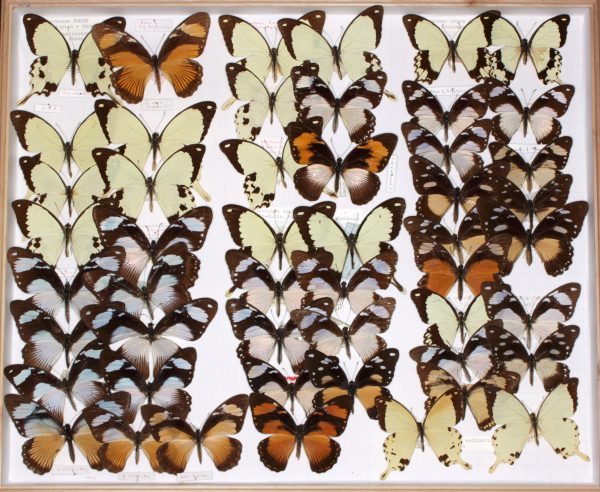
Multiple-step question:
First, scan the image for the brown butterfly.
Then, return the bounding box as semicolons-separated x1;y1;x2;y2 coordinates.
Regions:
411;233;511;300
92;12;210;103
249;393;351;473
287;119;397;204
142;395;249;473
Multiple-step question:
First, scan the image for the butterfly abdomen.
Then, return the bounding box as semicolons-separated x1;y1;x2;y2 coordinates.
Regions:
70;49;79;85
151;54;161;92
63;423;76;463
195;428;203;463
522;38;529;64
523;106;530;137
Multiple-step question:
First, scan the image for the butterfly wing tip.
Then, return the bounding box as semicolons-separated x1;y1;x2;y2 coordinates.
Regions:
380;467;391;480
17;93;33;106
222;97;237;110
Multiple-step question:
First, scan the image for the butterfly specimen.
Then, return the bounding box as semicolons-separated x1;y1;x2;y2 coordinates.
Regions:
488;136;573;192
95;99;216;169
250;393;352;473
304;348;399;419
7;246;123;322
287;121;397;205
225;250;306;316
376;391;471;479
18;14;125;104
19;154;107;218
483;321;579;391
411;288;488;346
402;81;489;141
10;299;95;370
477;200;588;276
292;297;396;361
480;281;580;348
92;12;211;103
11;110;108;176
485;78;575;144
294;197;406;272
4;341;108;421
292;65;388;143
142;395;249;473
404;209;485;265
83;400;162;472
103;347;197;419
291;249;398;313
83;244;197;318
93;144;205;220
219;11;325;82
80;298;216;379
487;14;570;84
402;120;492;182
408;156;512;222
410;324;497;383
4;394;103;474
411;233;510;300
488;378;589;473
278;5;384;82
12;200;104;267
93;204;212;284
403;10;501;83
223;62;307;140
237;343;317;414
222;202;314;269
416;363;520;431
226;298;321;371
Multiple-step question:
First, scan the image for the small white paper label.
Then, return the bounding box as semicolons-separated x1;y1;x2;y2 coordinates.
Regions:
34;103;61;113
52;464;91;475
386;155;398;193
429;86;473;97
259;136;285;155
52;18;91;42
141;99;173;112
118;471;156;482
510;142;544;155
463;436;492;451
135;18;173;32
59;89;88;98
257;207;293;223
438;18;468;31
335;208;362;224
176;471;213;482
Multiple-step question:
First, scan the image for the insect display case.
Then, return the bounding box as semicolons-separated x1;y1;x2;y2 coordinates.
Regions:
0;0;599;489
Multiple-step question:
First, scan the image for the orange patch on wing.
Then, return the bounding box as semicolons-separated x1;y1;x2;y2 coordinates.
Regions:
180;23;208;37
357;386;384;413
292;132;320;164
464;259;502;296
252;402;278;416
359;140;390;172
421;259;456;297
97;32;123;49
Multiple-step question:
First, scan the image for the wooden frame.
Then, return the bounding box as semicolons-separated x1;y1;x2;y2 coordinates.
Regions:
0;0;599;489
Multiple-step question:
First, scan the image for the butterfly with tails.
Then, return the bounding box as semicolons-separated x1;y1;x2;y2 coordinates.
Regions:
142;395;249;473
92;12;211;104
17;14;125;104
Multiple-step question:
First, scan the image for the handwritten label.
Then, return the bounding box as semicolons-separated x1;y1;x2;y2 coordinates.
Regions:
51;18;91;42
135;18;173;32
428;86;474;97
251;19;278;31
336;208;362;224
386;155;398;193
438;18;468;31
52;464;91;476
176;471;213;482
259;137;285;155
141;99;173;112
510;142;544;155
34;103;61;113
59;89;88;98
118;471;156;482
464;436;492;451
257;207;293;223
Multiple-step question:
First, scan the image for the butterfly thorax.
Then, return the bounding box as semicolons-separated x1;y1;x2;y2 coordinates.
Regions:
457;310;467;343
525;229;534;265
275;232;284;267
151;132;161;164
460;386;469;420
195;428;203;463
334;157;344;192
331;45;342;76
523;106;530;137
456;351;471;382
64;223;73;256
526;199;535;228
63;333;73;366
416;421;425;451
295;423;306;458
442;145;451;173
150;55;161;92
456;264;465;302
149;240;158;263
63;423;76;462
342;327;352;358
452;187;461;223
63;282;73;322
275;156;286;182
275;327;285;364
145;380;156;402
529;412;540;445
140;285;153;314
448;40;457;71
527;353;536;386
521;38;530;64
61;377;76;410
146;322;157;341
348;233;358;267
340;281;349;301
268;92;277;119
70;50;79;85
64;140;74;175
134;431;142;463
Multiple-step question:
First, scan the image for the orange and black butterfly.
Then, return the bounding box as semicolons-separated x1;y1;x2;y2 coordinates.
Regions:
92;12;210;103
287;118;397;205
477;199;588;276
142;395;249;474
249;393;352;473
411;232;511;300
3;392;130;474
303;348;399;419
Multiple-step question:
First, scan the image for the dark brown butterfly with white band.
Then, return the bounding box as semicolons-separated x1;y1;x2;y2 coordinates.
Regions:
485;78;575;144
480;281;581;348
477;200;588;276
482;321;579;392
292;64;388;143
402;81;489;141
402;120;492;182
142;395;249;473
80;298;216;379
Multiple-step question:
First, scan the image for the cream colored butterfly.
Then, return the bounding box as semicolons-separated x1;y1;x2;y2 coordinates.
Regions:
489;378;590;473
376;391;471;479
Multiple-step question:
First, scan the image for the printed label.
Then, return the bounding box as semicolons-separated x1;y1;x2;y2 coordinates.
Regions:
176;471;213;482
141;99;173;112
34;103;61;113
118;471;156;482
386;155;398;193
135;18;173;32
463;436;492;451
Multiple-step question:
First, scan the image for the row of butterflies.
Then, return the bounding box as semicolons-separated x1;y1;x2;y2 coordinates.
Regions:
18;7;570;107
